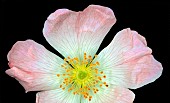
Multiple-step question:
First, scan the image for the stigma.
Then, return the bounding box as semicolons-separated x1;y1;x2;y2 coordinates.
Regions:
56;53;108;101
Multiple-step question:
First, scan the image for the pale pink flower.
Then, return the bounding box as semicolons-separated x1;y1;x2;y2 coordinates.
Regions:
6;5;162;103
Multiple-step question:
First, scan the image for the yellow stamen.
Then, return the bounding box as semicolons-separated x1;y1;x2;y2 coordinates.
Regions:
57;52;108;101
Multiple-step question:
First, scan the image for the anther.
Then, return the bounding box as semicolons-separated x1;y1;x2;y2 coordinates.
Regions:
96;61;100;65
95;68;98;74
64;58;67;61
88;55;92;61
56;74;60;77
74;57;79;61
100;84;102;87
98;77;102;81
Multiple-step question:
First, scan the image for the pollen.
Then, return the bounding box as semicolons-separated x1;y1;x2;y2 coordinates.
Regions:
56;52;108;101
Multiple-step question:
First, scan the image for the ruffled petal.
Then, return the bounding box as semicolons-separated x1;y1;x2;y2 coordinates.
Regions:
43;5;116;59
81;85;135;103
6;40;65;91
36;89;81;103
94;28;163;89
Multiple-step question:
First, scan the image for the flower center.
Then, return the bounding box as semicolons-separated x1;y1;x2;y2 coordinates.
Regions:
56;53;108;101
78;71;87;80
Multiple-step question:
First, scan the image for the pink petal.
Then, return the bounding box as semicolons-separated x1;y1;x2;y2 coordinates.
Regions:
85;86;135;103
96;28;163;89
36;89;81;103
112;87;135;103
36;86;135;103
6;40;64;91
6;67;60;92
130;55;162;88
43;5;116;59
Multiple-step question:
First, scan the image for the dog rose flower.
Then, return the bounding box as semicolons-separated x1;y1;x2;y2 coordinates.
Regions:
6;5;162;103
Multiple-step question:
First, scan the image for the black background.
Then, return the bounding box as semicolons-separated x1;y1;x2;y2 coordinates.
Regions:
1;0;170;103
